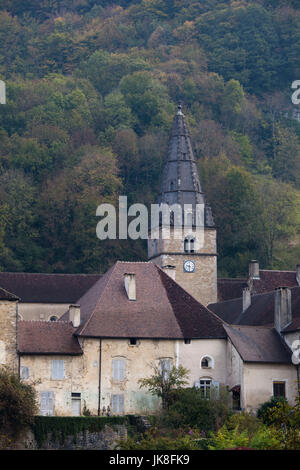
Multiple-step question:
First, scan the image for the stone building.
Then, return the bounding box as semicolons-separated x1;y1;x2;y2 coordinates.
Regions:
0;106;299;416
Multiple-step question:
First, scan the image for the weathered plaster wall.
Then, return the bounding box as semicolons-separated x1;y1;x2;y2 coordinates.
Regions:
243;363;298;413
226;339;244;408
179;339;227;386
100;338;176;415
18;303;68;321
20;338;177;416
0;300;18;371
20;338;100;416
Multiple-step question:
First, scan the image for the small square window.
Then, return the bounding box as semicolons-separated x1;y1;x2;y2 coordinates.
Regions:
129;338;137;345
184;339;191;344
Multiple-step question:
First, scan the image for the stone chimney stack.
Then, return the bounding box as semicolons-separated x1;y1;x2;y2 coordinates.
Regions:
161;265;176;280
249;260;260;280
242;287;251;312
69;304;81;327
124;273;136;301
274;287;292;333
296;264;300;286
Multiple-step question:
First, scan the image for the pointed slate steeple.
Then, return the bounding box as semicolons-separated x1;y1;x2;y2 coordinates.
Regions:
158;105;214;227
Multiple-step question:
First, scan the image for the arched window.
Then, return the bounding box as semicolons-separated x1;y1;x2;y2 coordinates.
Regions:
50;316;58;322
200;355;214;369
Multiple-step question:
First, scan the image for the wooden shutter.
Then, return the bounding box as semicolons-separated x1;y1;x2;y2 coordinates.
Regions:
52;360;64;379
212;380;220;399
21;366;29;380
40;391;54;416
112;359;125;381
112;394;124;414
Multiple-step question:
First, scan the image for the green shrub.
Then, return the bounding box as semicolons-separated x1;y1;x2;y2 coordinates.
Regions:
162;386;231;432
208;425;249;450
257;396;287;424
226;412;262;438
0;366;37;437
118;428;202;450
249;426;282;450
208;423;282;450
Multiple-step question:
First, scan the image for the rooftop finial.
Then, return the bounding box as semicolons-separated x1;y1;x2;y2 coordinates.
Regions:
177;103;183;116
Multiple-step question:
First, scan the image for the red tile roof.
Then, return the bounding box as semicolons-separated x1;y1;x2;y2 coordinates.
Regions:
61;261;226;339
0;272;101;303
18;321;82;355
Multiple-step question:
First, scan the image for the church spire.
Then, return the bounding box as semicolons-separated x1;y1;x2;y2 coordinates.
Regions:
158;104;214;227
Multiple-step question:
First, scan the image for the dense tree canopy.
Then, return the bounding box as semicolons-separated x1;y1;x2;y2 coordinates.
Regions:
0;0;299;276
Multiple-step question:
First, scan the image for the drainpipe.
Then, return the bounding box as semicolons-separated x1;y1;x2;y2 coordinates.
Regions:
175;341;179;368
16;301;20;377
98;339;102;416
297;365;300;399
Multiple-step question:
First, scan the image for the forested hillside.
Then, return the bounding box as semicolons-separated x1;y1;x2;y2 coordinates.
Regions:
0;0;300;276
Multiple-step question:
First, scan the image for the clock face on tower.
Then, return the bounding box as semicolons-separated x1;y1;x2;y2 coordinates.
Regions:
183;260;195;273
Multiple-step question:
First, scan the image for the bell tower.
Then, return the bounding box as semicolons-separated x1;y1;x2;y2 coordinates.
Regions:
148;105;217;306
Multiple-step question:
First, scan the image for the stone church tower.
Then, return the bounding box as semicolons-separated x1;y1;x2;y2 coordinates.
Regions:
148;105;217;306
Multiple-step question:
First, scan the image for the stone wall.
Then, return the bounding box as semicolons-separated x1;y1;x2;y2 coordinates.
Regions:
14;423;128;450
0;300;18;371
148;227;217;306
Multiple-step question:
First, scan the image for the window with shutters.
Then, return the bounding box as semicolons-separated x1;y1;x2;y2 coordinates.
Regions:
160;358;172;380
40;391;54;416
111;394;124;414
21;366;29;380
112;358;125;381
51;360;64;380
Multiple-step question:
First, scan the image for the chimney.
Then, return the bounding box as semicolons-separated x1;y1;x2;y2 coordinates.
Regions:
69;304;81;327
161;265;176;280
274;287;292;333
124;273;136;301
249;260;260;280
242;287;251;312
296;264;300;286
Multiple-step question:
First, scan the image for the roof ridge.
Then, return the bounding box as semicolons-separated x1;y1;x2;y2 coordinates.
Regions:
156;264;226;333
78;262;119;336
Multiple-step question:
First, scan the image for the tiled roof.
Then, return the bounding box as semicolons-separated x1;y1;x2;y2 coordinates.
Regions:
210;287;300;329
217;279;248;302
224;325;292;363
0;272;101;303
18;321;82;355
252;270;298;294
217;270;299;302
0;286;19;301
61;261;226;339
